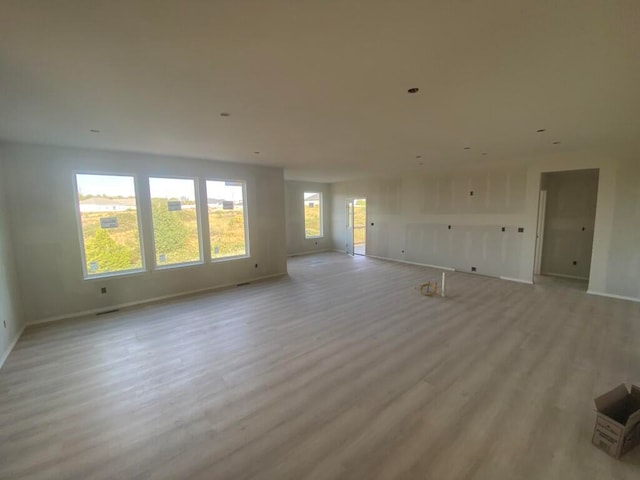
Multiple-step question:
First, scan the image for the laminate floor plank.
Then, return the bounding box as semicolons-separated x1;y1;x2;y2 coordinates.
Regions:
1;253;639;479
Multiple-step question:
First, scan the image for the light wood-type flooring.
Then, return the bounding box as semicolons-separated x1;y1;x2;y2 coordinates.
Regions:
1;252;640;479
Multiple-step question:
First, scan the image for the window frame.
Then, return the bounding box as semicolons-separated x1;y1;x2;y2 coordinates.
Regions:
304;191;324;239
148;175;204;269
206;178;250;262
73;171;147;280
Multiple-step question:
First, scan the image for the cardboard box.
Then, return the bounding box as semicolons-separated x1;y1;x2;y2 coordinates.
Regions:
592;384;640;458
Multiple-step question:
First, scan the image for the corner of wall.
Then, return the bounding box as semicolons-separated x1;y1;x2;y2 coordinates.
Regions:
0;146;26;369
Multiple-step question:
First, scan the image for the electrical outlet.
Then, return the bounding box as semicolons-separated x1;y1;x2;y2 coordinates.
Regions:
448;225;451;230
254;263;258;268
101;287;107;294
518;227;524;233
469;191;474;196
501;227;506;232
573;260;577;265
471;266;477;272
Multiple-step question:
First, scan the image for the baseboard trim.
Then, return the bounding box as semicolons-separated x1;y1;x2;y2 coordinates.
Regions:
586;290;640;303
367;254;456;272
500;276;534;285
542;272;589;281
28;272;288;326
287;249;331;257
0;324;26;371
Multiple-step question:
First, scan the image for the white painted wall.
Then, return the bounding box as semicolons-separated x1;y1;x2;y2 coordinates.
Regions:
331;169;528;278
0;153;25;367
285;181;332;255
331;152;640;300
604;158;640;299
540;169;599;280
0;143;287;324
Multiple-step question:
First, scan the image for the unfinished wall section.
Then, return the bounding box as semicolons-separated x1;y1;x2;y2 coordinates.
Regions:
332;168;528;280
332;152;640;300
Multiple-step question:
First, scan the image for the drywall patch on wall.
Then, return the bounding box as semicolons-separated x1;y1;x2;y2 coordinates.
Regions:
420;168;527;215
375;179;402;215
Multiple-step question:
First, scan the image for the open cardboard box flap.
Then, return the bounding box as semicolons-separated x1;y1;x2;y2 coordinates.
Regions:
594;384;630;415
593;384;640;458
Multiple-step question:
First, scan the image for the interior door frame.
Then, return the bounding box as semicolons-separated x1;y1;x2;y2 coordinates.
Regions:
533;189;547;276
353;197;367;256
345;199;354;255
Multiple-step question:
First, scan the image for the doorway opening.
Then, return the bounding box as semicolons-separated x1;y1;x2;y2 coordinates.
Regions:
346;198;367;256
533;169;599;290
353;198;367;255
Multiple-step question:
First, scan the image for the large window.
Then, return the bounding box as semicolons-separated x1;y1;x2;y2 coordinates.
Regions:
149;177;201;267
304;192;323;238
206;180;248;259
75;173;144;277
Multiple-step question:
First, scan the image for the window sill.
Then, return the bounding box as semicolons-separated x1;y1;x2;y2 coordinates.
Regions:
154;260;204;271
83;268;147;281
211;254;250;263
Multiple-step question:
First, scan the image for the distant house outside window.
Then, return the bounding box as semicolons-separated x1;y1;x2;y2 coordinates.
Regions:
149;177;202;267
206;180;249;260
75;173;145;277
304;192;323;238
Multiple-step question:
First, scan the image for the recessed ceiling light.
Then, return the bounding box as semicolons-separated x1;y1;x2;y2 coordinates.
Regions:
407;87;419;94
553;141;561;144
464;147;471;150
536;129;546;133
220;112;231;117
89;129;100;133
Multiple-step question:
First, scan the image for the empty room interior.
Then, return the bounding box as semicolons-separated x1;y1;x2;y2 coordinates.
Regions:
1;1;640;479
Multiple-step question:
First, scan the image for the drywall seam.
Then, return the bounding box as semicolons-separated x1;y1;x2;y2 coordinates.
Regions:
586;290;640;304
0;325;25;371
29;272;287;325
367;254;456;271
287;249;331;257
499;276;534;285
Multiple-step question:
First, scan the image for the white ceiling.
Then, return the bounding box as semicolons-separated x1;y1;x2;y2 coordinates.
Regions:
1;0;639;182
